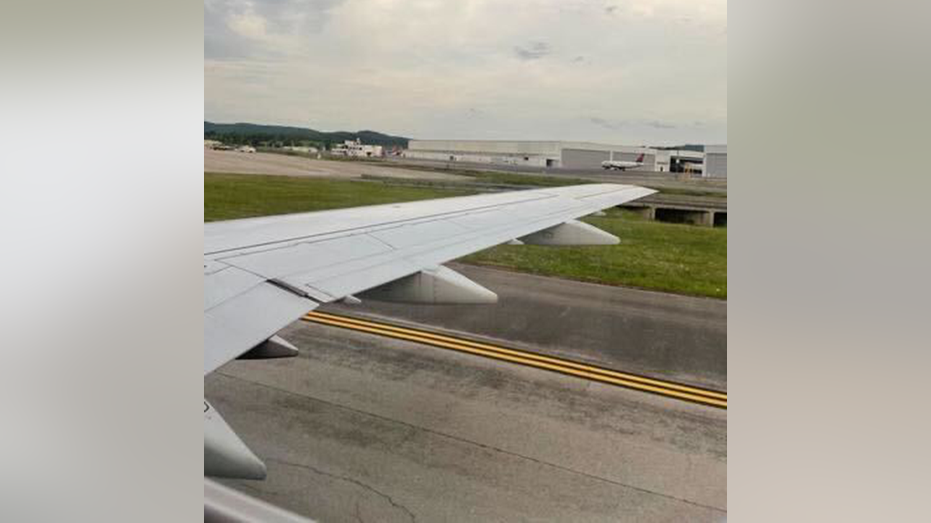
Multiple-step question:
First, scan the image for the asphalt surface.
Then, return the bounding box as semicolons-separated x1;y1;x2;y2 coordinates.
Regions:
333;263;727;390
209;269;726;522
205;149;470;182
209;325;725;522
381;157;728;195
204;151;728;199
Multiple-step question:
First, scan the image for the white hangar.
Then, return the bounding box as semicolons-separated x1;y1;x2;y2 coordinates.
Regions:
705;144;728;178
404;140;671;172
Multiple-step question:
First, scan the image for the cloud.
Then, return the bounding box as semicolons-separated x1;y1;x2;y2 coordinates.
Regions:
590;117;620;130
227;11;268;39
205;0;727;145
590;117;681;131
204;0;345;60
513;41;552;61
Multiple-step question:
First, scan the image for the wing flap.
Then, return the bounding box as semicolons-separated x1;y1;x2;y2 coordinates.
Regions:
217;234;393;281
204;283;317;375
204;264;266;311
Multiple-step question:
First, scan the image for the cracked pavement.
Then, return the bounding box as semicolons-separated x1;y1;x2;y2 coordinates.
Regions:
207;293;726;522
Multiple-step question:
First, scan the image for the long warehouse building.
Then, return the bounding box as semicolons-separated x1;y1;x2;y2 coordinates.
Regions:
404;140;673;172
705;144;728;178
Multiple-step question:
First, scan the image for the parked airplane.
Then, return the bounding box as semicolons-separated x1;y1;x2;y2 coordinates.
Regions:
601;153;645;171
203;184;655;488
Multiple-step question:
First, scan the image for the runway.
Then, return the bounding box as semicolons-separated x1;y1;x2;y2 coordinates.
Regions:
209;268;726;522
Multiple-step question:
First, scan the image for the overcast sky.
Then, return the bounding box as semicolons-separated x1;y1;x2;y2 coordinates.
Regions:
205;0;726;145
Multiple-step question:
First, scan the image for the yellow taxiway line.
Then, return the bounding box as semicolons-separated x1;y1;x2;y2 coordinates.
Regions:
303;310;727;409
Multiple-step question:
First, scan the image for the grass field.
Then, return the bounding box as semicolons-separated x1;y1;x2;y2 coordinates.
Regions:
205;173;472;222
463;209;726;299
205;173;726;299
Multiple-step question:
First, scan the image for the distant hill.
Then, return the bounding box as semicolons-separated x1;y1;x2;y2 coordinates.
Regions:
204;121;410;148
655;144;705;152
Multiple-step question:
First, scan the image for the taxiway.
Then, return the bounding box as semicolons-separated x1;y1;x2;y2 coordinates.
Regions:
209;267;727;522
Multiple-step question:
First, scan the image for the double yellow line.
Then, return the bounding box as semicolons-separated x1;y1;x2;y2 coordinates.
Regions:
303;311;727;409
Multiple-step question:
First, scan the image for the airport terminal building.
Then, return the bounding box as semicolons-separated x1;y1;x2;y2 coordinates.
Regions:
404;140;671;171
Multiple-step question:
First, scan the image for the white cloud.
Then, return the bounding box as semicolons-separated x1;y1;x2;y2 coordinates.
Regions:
205;0;727;144
227;11;267;39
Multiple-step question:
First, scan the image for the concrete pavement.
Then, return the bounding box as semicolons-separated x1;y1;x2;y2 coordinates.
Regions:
209;320;726;522
330;263;727;390
209;267;727;521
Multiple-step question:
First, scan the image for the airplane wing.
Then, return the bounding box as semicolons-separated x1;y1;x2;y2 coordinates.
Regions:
203;183;655;479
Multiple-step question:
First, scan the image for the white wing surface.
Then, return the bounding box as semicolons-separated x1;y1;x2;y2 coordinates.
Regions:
203;183;654;480
204;183;654;376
